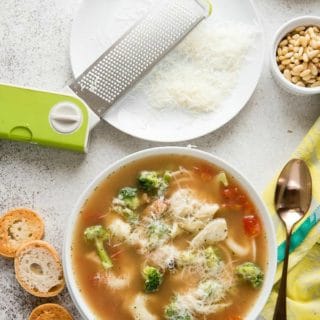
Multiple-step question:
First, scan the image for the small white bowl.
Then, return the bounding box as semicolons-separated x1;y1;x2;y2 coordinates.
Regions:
271;16;320;95
63;147;277;320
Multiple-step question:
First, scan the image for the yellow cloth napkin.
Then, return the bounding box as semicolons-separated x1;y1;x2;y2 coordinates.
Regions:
261;118;320;319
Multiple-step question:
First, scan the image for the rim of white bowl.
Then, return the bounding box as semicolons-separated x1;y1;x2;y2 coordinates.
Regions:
69;0;265;143
63;147;277;320
271;15;320;95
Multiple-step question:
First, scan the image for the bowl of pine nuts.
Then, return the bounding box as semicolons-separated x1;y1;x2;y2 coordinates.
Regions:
271;16;320;95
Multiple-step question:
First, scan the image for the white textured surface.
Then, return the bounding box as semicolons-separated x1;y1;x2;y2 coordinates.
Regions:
0;0;320;319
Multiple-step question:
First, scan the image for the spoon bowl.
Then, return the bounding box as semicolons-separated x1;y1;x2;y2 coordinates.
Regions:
275;159;312;227
273;159;312;320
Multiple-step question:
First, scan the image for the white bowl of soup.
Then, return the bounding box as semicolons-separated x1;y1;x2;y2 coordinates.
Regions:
63;147;277;320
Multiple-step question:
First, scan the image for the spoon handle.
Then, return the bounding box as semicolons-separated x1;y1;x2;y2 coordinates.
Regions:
273;229;292;320
277;205;320;263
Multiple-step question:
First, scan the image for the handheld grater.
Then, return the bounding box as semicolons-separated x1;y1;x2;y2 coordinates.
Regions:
0;0;211;152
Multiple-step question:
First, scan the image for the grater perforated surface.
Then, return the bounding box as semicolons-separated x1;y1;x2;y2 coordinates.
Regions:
69;0;207;117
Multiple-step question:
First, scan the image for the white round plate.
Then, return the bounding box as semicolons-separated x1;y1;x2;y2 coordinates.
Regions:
70;0;264;142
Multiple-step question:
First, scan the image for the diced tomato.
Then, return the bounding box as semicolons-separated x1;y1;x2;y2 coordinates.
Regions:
243;215;261;237
222;186;256;215
222;187;238;200
237;194;246;204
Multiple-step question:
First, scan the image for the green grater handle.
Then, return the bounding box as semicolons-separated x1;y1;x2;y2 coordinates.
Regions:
0;83;99;153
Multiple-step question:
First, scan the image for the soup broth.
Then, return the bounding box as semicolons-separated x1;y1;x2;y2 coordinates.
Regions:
72;155;268;320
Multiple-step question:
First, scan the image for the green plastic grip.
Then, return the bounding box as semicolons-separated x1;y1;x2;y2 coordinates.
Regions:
0;83;91;152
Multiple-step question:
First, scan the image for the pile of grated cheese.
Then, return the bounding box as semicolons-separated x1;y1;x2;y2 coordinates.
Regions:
139;21;257;113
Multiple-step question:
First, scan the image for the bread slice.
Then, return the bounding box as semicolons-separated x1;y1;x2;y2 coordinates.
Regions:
28;303;73;320
0;208;44;258
14;240;65;297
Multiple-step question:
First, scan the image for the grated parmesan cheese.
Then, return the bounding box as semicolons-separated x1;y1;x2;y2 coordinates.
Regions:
139;20;257;113
172;278;233;317
169;189;219;233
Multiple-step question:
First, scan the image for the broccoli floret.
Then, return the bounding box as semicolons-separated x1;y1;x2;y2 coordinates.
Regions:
164;299;193;320
236;262;264;288
122;208;139;224
113;204;138;224
198;279;224;300
177;248;220;271
84;225;113;270
163;170;172;184
138;171;171;196
147;217;171;248
118;187;140;210
112;187;140;223
177;250;197;268
142;266;163;293
204;247;220;268
138;171;160;192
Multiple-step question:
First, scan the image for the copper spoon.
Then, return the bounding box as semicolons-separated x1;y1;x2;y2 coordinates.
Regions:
273;159;312;320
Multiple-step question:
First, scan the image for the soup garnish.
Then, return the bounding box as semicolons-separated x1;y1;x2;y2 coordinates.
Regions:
83;225;113;270
72;155;267;320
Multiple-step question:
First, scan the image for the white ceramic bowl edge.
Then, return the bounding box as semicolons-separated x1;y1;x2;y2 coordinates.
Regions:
63;147;277;320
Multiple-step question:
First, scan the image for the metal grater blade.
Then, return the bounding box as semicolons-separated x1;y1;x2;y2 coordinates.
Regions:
69;0;209;118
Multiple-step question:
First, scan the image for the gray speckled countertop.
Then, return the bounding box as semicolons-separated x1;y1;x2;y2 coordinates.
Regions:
1;0;320;319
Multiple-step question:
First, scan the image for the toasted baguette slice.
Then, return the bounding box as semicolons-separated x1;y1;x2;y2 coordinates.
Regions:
0;208;44;258
14;240;65;297
28;303;73;320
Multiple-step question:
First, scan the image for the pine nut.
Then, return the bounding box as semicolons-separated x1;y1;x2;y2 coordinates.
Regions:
308;50;319;59
284;69;291;80
277;24;320;87
285;52;294;58
303;53;309;62
295;26;306;32
310;39;320;49
300;69;311;77
310;63;318;76
300;37;308;47
311;81;320;87
292;65;304;74
291;76;299;83
303;75;313;82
